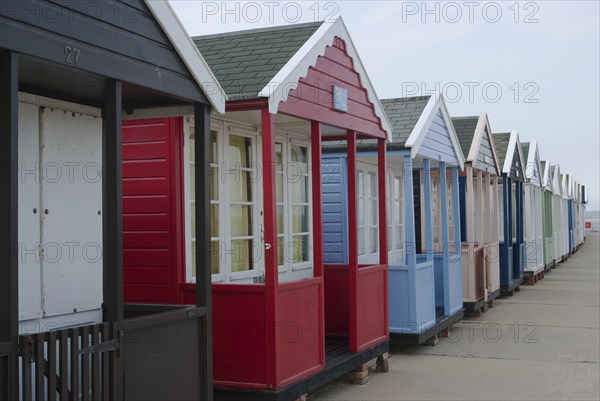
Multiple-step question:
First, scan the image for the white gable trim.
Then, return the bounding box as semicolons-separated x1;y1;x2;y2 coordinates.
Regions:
542;160;552;190
469;112;501;175
145;0;227;113
552;165;562;196
258;17;393;141
405;95;465;169
502;131;526;178
525;140;543;188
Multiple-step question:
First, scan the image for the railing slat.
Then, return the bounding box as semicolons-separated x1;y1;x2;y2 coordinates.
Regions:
59;331;69;401
47;331;57;401
81;326;90;401
102;323;110;400
21;336;33;401
111;324;119;401
35;333;45;401
92;325;101;400
70;328;80;401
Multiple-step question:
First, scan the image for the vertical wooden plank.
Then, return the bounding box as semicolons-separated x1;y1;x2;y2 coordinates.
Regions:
0;50;19;401
102;324;110;400
59;331;68;401
35;334;45;401
111;324;118;401
451;168;462;257
422;159;433;262
81;326;90;401
102;79;123;400
311;121;323;278
70;328;79;401
21;336;32;401
439;162;450;314
260;108;279;387
346;131;358;352
377;138;389;336
403;154;417;268
47;332;57;401
91;326;100;400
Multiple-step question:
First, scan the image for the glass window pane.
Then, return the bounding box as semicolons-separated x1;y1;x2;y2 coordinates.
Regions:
358;171;364;197
228;135;252;168
292;235;309;262
230;205;253;237
277;206;284;235
358;198;365;225
369;172;377;197
292;176;308;203
211;241;220;275
370;228;378;253
275;142;283;170
229;171;252;202
277;236;285;266
210;130;218;164
210;167;218;201
394;200;401;224
292;206;309;233
191;202;196;237
190;168;195;200
291;145;308;172
371;200;378;225
276;173;283;202
394;177;401;199
395;227;403;249
211;204;219;237
230;239;254;272
358;228;365;255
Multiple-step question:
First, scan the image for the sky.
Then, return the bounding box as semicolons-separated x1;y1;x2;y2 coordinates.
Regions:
169;0;600;210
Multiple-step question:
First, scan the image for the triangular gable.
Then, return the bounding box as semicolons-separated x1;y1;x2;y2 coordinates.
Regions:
405;95;465;169
145;1;226;113
502;131;526;181
525;141;543;187
542;161;552;191
258;17;392;140
552;165;562;196
468;113;501;175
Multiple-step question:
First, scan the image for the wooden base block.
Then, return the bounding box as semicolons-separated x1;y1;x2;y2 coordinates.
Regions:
471;309;482;317
439;327;450;338
481;303;488;313
352;375;370;385
293;395;307;401
375;355;389;373
425;335;439;346
488;299;495;308
352;365;370;385
515;286;521;292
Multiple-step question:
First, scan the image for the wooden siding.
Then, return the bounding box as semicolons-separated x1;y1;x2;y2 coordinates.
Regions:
0;0;207;103
278;37;386;137
474;127;496;173
122;117;184;304
417;109;460;165
508;143;524;182
322;157;348;264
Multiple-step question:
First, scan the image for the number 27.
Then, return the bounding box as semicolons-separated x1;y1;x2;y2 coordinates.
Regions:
64;46;81;65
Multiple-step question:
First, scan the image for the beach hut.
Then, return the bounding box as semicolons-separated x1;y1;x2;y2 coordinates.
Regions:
122;18;393;400
549;165;565;264
560;173;571;261
322;95;465;345
0;1;225;400
492;132;526;294
521;141;545;279
540;161;556;269
452;114;501;315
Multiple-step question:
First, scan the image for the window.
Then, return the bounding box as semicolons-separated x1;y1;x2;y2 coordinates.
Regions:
498;183;504;242
356;162;379;264
386;172;405;264
275;135;313;282
185;121;262;284
473;176;479;242
447;172;455;244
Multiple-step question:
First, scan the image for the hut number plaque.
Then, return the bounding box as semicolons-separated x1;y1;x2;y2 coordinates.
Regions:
333;85;348;112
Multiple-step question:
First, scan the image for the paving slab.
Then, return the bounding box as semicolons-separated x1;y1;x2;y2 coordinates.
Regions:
311;233;600;401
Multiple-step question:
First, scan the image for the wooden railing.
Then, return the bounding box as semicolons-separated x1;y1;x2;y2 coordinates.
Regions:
19;322;119;401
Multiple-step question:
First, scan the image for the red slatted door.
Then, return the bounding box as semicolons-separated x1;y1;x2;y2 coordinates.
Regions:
122;117;185;304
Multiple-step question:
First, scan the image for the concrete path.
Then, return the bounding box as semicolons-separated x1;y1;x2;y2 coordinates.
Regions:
313;232;600;401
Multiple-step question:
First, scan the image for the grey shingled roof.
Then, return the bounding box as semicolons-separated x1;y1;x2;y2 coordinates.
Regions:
521;142;531;160
493;132;511;169
451;116;479;159
192;22;322;101
323;96;430;153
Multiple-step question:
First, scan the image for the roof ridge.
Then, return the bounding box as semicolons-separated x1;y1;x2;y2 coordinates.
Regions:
192;21;324;42
381;95;431;103
451;115;479;121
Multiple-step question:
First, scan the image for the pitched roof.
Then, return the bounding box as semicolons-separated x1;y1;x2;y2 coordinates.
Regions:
451;116;479;157
193;22;322;101
323;96;430;152
492;132;511;168
521;142;531;160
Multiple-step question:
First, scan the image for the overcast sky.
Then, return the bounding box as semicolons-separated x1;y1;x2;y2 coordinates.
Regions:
169;1;600;210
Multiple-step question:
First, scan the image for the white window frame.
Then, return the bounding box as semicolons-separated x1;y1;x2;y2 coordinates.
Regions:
184;118;264;284
357;161;379;265
275;132;314;283
386;170;405;265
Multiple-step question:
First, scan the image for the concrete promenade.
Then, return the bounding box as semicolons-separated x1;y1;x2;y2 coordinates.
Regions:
314;232;600;401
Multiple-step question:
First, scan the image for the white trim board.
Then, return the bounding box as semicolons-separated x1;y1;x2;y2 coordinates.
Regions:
258;17;393;141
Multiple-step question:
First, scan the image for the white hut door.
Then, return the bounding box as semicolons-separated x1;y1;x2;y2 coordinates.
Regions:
18;103;42;321
40;108;103;317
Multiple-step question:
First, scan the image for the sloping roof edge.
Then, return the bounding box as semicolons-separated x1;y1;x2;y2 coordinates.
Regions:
405;95;465;169
502;130;526;178
469;112;501;175
145;0;227;113
258;17;393;141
